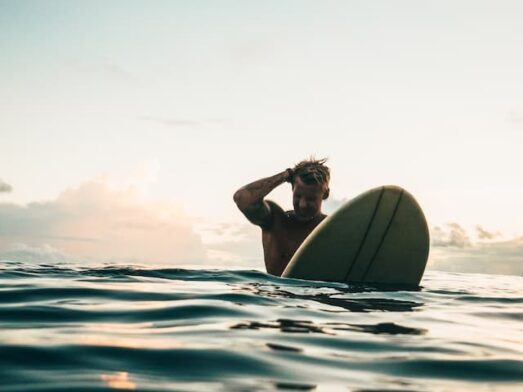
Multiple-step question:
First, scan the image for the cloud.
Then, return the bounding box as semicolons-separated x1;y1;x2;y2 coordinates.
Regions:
0;243;70;263
430;224;522;276
475;225;501;240
140;116;231;128
507;109;523;124
66;58;135;83
0;180;206;264
1;177;520;276
431;223;471;248
430;237;523;276
230;38;275;65
0;179;12;193
196;222;261;266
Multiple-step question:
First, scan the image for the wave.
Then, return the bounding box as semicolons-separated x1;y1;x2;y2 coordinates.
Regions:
0;261;522;391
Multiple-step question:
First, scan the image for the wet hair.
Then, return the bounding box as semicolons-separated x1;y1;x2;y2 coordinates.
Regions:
291;157;330;187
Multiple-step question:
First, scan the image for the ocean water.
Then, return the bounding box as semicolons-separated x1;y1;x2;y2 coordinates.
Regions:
0;261;522;391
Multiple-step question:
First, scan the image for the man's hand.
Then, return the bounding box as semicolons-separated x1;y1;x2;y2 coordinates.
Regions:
285;168;295;184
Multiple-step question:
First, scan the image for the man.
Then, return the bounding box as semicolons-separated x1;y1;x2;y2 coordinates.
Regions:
233;158;330;276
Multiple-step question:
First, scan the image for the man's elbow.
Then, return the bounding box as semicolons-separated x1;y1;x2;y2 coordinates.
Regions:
233;190;246;210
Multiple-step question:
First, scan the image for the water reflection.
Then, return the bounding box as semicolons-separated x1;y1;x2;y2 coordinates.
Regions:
231;319;426;336
272;381;317;390
100;372;136;390
235;282;423;313
2;264;521;391
266;342;303;352
326;322;427;335
232;319;331;334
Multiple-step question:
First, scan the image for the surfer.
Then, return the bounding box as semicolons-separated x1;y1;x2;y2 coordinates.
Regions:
233;158;330;276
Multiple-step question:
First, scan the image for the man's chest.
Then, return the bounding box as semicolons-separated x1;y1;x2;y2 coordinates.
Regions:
266;219;317;253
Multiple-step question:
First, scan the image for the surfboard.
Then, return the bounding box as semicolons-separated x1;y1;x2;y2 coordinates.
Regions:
281;185;430;286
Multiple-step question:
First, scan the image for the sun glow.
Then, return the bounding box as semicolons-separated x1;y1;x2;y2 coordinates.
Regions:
100;372;136;390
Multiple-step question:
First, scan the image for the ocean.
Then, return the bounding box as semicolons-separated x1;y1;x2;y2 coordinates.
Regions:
0;261;522;391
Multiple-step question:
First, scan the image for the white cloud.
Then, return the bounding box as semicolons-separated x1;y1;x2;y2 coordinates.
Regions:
0;179;206;265
0;179;12;193
431;223;471;248
65;58;135;83
507;109;523;124
2;177;521;276
0;243;70;263
196;222;261;266
430;224;522;276
475;225;502;240
139;116;231;128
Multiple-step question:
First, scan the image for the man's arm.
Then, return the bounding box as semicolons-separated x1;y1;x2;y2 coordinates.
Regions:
233;169;292;228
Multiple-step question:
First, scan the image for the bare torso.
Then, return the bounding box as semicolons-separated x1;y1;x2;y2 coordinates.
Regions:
262;201;326;276
232;167;329;276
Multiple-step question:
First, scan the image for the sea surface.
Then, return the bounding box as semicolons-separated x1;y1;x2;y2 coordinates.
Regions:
0;261;522;391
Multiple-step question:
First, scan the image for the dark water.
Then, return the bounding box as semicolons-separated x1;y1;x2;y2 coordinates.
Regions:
0;261;522;391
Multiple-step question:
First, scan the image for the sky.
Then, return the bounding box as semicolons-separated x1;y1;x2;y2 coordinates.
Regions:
1;0;522;275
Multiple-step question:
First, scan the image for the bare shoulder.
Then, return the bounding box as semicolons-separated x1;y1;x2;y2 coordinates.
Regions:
263;200;289;228
265;200;285;215
241;199;285;230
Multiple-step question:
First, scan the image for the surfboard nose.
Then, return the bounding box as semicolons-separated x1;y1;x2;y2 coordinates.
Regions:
282;185;430;286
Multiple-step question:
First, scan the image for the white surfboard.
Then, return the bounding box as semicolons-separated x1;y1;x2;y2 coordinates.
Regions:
282;185;430;286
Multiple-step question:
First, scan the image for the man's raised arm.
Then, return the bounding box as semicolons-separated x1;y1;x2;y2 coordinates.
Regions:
233;169;292;228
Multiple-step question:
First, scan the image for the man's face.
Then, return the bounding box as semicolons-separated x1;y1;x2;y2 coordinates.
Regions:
292;176;328;222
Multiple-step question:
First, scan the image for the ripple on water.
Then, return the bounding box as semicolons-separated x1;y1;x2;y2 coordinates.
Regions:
0;263;522;391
